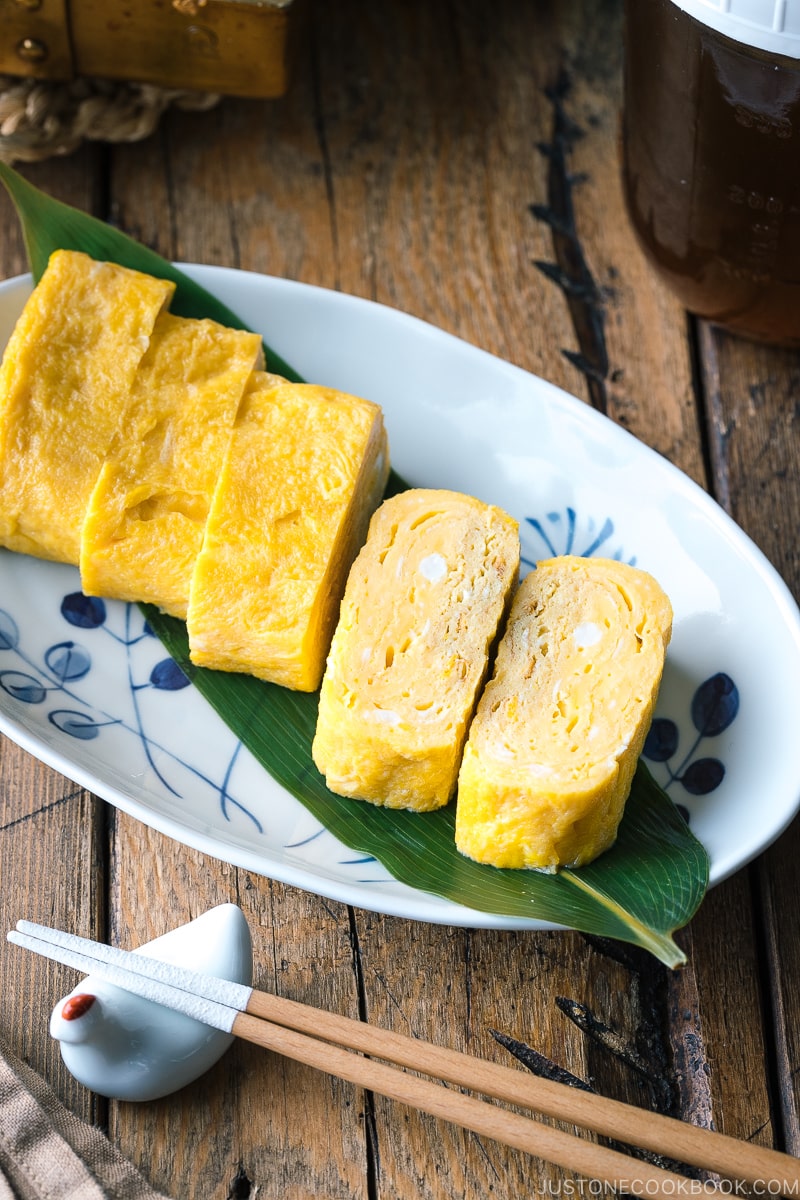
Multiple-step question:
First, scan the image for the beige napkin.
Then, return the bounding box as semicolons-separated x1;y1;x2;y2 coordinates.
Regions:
0;1035;171;1200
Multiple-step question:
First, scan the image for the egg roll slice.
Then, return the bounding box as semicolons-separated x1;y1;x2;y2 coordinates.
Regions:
0;249;175;563
187;374;390;691
455;555;673;871
80;312;263;619
312;489;520;812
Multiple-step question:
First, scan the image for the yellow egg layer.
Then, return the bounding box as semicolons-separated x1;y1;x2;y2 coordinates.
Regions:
187;374;390;692
312;488;520;811
455;556;673;870
80;311;263;618
0;249;174;563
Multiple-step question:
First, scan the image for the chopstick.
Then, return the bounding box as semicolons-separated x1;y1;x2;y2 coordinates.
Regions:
8;924;683;1193
8;922;799;1194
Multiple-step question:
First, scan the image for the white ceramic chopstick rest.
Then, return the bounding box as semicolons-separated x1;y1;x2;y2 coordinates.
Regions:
48;904;252;1102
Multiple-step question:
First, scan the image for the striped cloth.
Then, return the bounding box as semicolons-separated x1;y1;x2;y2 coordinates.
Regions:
0;1035;171;1200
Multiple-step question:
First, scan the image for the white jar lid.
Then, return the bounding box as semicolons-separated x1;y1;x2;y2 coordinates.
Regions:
670;0;800;57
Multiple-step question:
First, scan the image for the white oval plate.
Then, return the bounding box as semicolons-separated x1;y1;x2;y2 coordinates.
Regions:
2;265;800;930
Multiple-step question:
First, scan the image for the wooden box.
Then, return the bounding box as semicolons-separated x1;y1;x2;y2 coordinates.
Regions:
0;0;303;99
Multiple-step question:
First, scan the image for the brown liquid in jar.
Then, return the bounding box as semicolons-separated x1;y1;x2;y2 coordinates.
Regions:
622;0;800;345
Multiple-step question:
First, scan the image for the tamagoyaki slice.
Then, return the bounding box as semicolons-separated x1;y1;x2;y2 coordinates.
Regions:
80;311;263;619
312;488;520;812
455;555;673;871
187;373;390;692
0;250;174;563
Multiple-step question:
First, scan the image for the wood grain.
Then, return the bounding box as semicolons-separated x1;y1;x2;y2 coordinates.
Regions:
0;0;798;1197
695;320;800;1159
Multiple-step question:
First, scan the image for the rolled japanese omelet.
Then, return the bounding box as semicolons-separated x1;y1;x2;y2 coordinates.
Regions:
80;311;264;619
312;488;520;811
187;374;390;692
455;556;673;870
0;250;175;564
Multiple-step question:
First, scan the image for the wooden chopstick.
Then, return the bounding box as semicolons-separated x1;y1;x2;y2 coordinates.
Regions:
232;1007;695;1192
10;921;800;1194
241;987;800;1191
9;926;686;1194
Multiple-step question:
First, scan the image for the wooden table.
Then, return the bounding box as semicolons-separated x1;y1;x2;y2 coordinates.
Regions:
1;1;799;1196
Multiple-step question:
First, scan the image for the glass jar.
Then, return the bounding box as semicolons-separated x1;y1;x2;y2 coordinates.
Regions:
622;0;800;346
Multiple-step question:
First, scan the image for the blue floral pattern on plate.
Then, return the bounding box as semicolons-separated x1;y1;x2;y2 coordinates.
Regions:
520;507;635;569
643;673;740;811
0;589;263;831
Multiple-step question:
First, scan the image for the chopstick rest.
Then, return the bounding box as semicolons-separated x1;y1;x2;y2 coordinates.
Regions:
41;905;251;1102
9;919;800;1195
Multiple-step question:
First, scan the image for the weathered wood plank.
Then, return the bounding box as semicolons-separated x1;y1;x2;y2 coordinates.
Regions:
548;6;708;484
0;151;107;1124
107;818;368;1200
0;746;104;1121
696;321;800;1157
0;1;793;1197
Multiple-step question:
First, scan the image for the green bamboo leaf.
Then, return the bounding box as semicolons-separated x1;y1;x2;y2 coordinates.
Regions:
0;164;709;966
142;607;707;969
